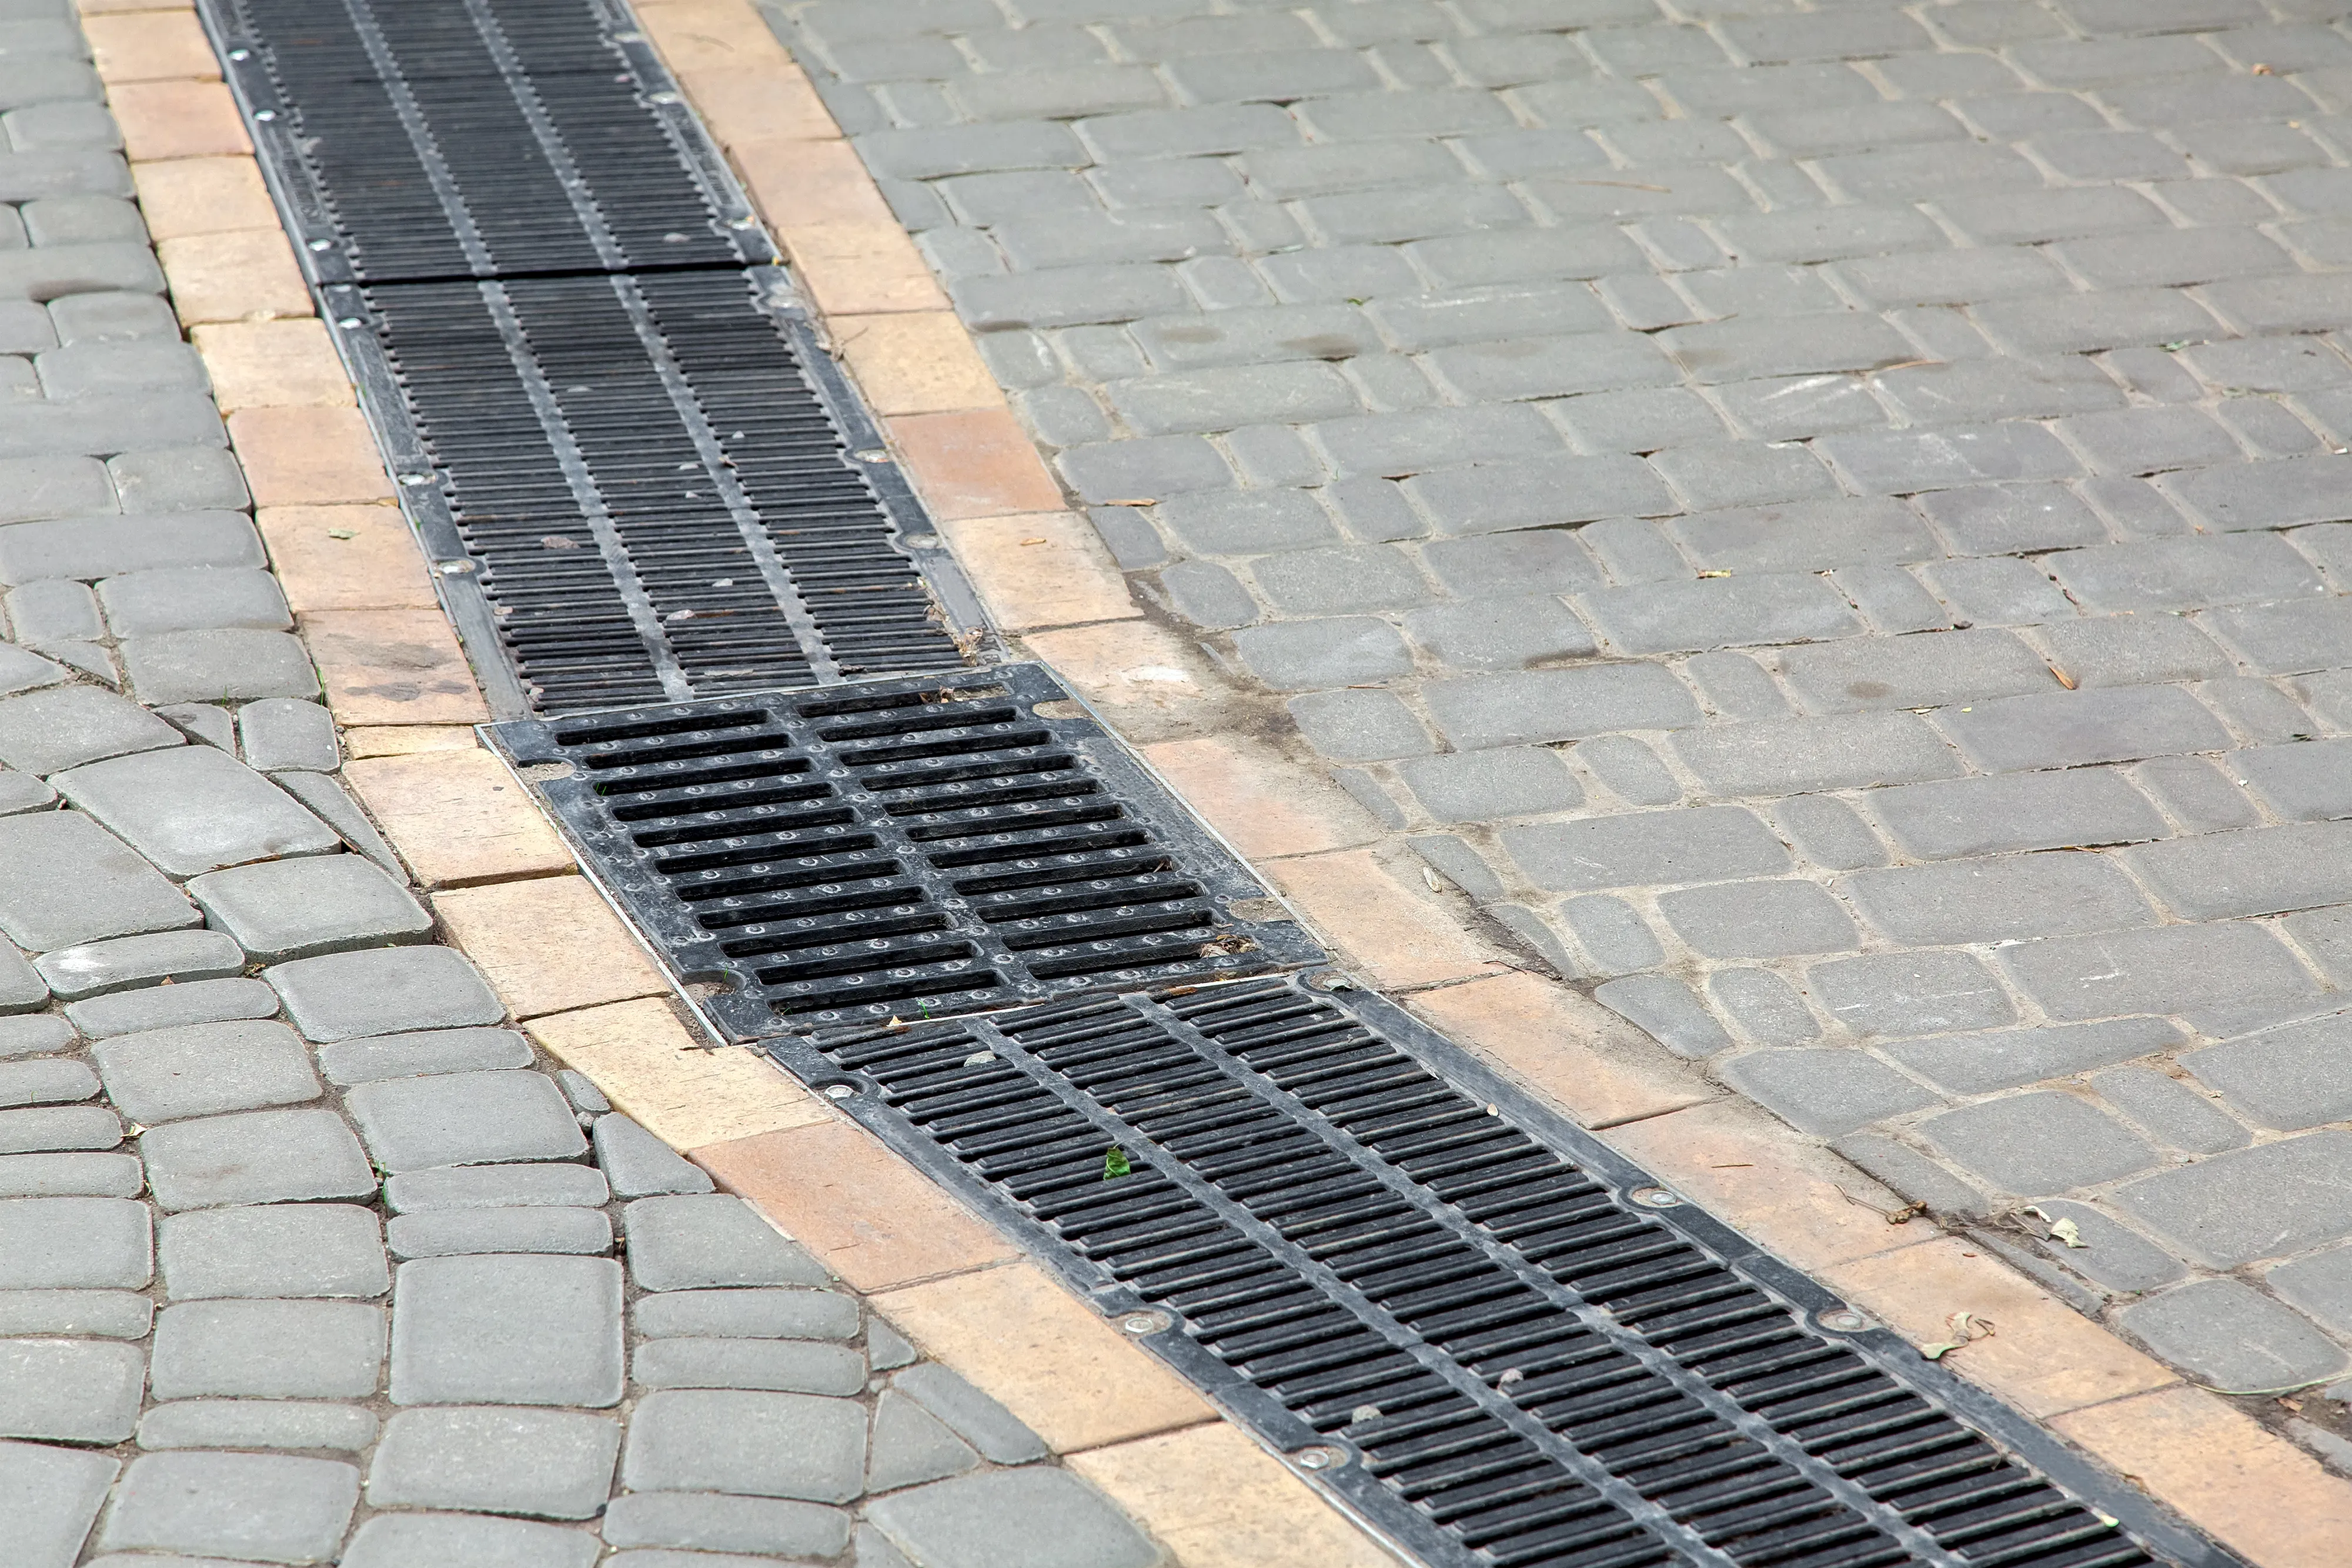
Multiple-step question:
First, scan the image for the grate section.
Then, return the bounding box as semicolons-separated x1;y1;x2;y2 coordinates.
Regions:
766;978;2227;1568
225;0;746;282
485;666;1325;1034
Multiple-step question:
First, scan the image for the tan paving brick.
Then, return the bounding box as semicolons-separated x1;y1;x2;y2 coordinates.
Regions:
109;78;249;160
730;139;946;317
85;9;218;81
1136;734;1379;861
256;504;440;614
1021;622;1217;730
343;725;484;758
886;409;1065;520
433;875;669;1021
230;407;393;506
1411;972;1714;1132
833;311;1003;416
343;746;572;888
157;228;312;325
940;513;1138;633
632;0;794;76
132;155;278;239
1265;847;1504;992
875;1261;1215;1452
191;319;353;414
1067;1425;1402;1568
303;607;488;728
675;67;837;146
693;1119;1017;1293
530;997;827;1151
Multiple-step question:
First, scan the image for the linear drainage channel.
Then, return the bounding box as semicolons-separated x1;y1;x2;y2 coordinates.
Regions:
198;0;979;715
770;978;2235;1568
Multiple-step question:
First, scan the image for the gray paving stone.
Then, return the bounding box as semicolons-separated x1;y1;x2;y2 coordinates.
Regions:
0;511;262;584
1424;664;1701;750
1768;797;1885;871
55;746;336;879
1705;969;1819;1047
1936;686;2233;773
156;1203;387;1300
0;1337;143;1442
1405;596;1596;672
346;1069;584;1172
1778;631;2059;717
93;1020;320;1125
1394;747;1581;823
0;1012;73;1057
0;1058;93;1106
1287;688;1434;761
2018;1199;2185;1295
633;1288;859;1342
633;1336;864;1394
0;1436;115;1568
98;1451;359;1564
0;1151;141;1197
2007;921;2326;1027
593;1113;714;1196
867;1469;1158;1568
621;1389;867;1501
2;577;97;644
1882;1017;2186;1096
2234;739;2352;822
1579;572;1860;657
603;1552;803;1568
2090;1065;2249;1155
389;1255;624;1407
601;1492;851;1557
0;943;43;1015
387;1206;612;1258
149;1298;384;1399
1809;951;2017;1040
233;697;338;773
0;1104;119;1151
0;1195;148;1288
1230;616;1411;691
1718;1048;1940;1138
0;683;179;775
135;1399;379;1453
2118;1132;2352;1269
1502;805;1788;892
338;1513;600;1568
2269;1243;2352;1338
96;567;288;638
0;767;54;813
1864;769;2167;861
2119;1278;2347;1394
266;768;401;876
139;1107;376;1211
2044;534;2323;613
2209;597;2352;677
265;945;504;1042
2126;821;2352;922
1839;853;2153;947
318;1025;533;1085
110;445;248;513
866;1388;981;1493
1671;713;1963;797
552;1069;605;1114
624;1195;828;1290
119;628;318;706
2183;1013;2352;1132
67;975;276;1038
386;1163;607;1212
0;1288;151;1338
1558;894;1663;974
1656;879;1857;959
893;1362;1050;1465
1922;1089;2160;1198
365;1406;620;1519
188;854;429;963
36;927;242;1001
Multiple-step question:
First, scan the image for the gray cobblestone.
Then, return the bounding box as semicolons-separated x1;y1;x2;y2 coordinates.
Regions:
1591;974;1733;1058
1883;1017;2184;1096
634;1288;856;1342
390;1254;623;1408
348;1069;587;1173
56;745;336;878
622;1389;866;1501
1937;686;2233;773
139;1107;376;1211
1581;573;1858;657
2120;1279;2347;1394
2119;1131;2352;1269
387;1206;613;1258
2127;821;2352;921
603;1492;851;1557
365;1406;619;1520
135;1399;376;1453
2270;1243;2352;1337
1395;747;1581;823
2003;920;2318;1022
2031;616;2236;690
1502;805;1787;892
1229;616;1409;691
98;1451;358;1565
1840;853;2153;946
0;683;177;775
1921;1092;2159;1196
158;1203;386;1301
1424;664;1700;750
592;1113;714;1198
1657;879;1857;959
867;1469;1157;1568
1868;769;2167;860
236;696;338;772
1809;951;2016;1038
386;1165;607;1213
266;945;503;1043
2183;1014;2352;1132
2092;1065;2250;1156
1;1437;113;1568
319;1026;535;1086
37;928;239;1001
0;511;260;584
340;1513;599;1568
1405;597;1594;672
626;1196;827;1291
94;1021;319;1126
1672;712;1961;797
0;1104;119;1152
1288;688;1434;761
1721;1048;1940;1138
1558;894;1664;974
0;1151;138;1197
149;1297;384;1400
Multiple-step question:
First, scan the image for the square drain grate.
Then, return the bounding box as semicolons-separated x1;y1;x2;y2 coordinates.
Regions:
485;664;1325;1037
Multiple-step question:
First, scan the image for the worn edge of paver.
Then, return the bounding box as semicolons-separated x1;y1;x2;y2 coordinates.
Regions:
112;0;2349;1559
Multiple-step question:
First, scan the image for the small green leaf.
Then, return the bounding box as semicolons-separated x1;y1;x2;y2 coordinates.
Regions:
1102;1146;1132;1181
327;529;357;540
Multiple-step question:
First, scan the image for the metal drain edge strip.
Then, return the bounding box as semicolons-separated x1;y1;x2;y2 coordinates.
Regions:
759;980;2243;1568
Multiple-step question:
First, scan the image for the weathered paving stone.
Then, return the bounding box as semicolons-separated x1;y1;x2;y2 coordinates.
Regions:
2019;1201;2185;1295
869;1318;918;1370
0;1437;116;1568
0;1104;121;1152
187;854;430;963
893;1363;1051;1465
346;1069;587;1171
632;1338;866;1395
0;645;68;698
98;1451;360;1564
339;1513;601;1568
620;1389;868;1502
0;1195;150;1288
2113;1131;2352;1269
2116;1278;2348;1394
1881;1017;2186;1095
2269;1243;2352;1336
0;511;263;585
2182;1013;2352;1131
1918;1092;2158;1195
93;1020;320;1125
634;1288;860;1342
0;1058;96;1106
156;701;236;752
237;697;338;773
601;1493;853;1557
0;1014;73;1058
0;944;42;1014
96;567;292;636
0;1338;144;1442
118;628;320;706
867;1388;981;1493
1718;1049;1941;1136
139;1108;377;1211
389;1255;624;1407
271;768;402;875
623;1195;829;1290
594;1112;715;1196
0;1289;152;1339
0;810;197;950
0;768;54;813
67;975;278;1038
0;683;179;777
365;1406;621;1519
387;1206;613;1258
265;945;504;1042
318;1025;534;1085
148;1298;386;1400
0;1152;142;1198
135;1399;380;1453
866;1469;1159;1568
35;927;243;1000
157;1204;389;1300
553;1069;606;1114
385;1163;609;1212
54;746;338;878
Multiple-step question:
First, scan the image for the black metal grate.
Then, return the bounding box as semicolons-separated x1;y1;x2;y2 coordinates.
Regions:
764;977;2230;1568
484;666;1325;1034
202;0;978;714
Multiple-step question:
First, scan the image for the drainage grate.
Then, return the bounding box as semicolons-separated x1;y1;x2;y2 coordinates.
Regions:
483;666;1325;1034
201;0;978;714
764;977;2233;1568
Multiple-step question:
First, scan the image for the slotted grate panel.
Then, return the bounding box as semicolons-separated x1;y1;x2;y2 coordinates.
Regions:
485;666;1325;1034
761;978;2229;1568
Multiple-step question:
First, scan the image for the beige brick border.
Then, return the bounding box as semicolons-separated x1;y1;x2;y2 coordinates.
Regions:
94;0;2352;1560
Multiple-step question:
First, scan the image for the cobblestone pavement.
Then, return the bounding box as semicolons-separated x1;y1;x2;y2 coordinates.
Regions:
766;0;2352;1415
0;8;1173;1564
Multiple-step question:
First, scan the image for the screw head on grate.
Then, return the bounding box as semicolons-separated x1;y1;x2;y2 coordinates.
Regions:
227;48;249;59
1291;1446;1345;1471
1818;1308;1867;1332
1629;1186;1682;1208
821;1083;856;1101
308;238;331;250
336;317;362;328
1119;1311;1171;1336
853;449;891;463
